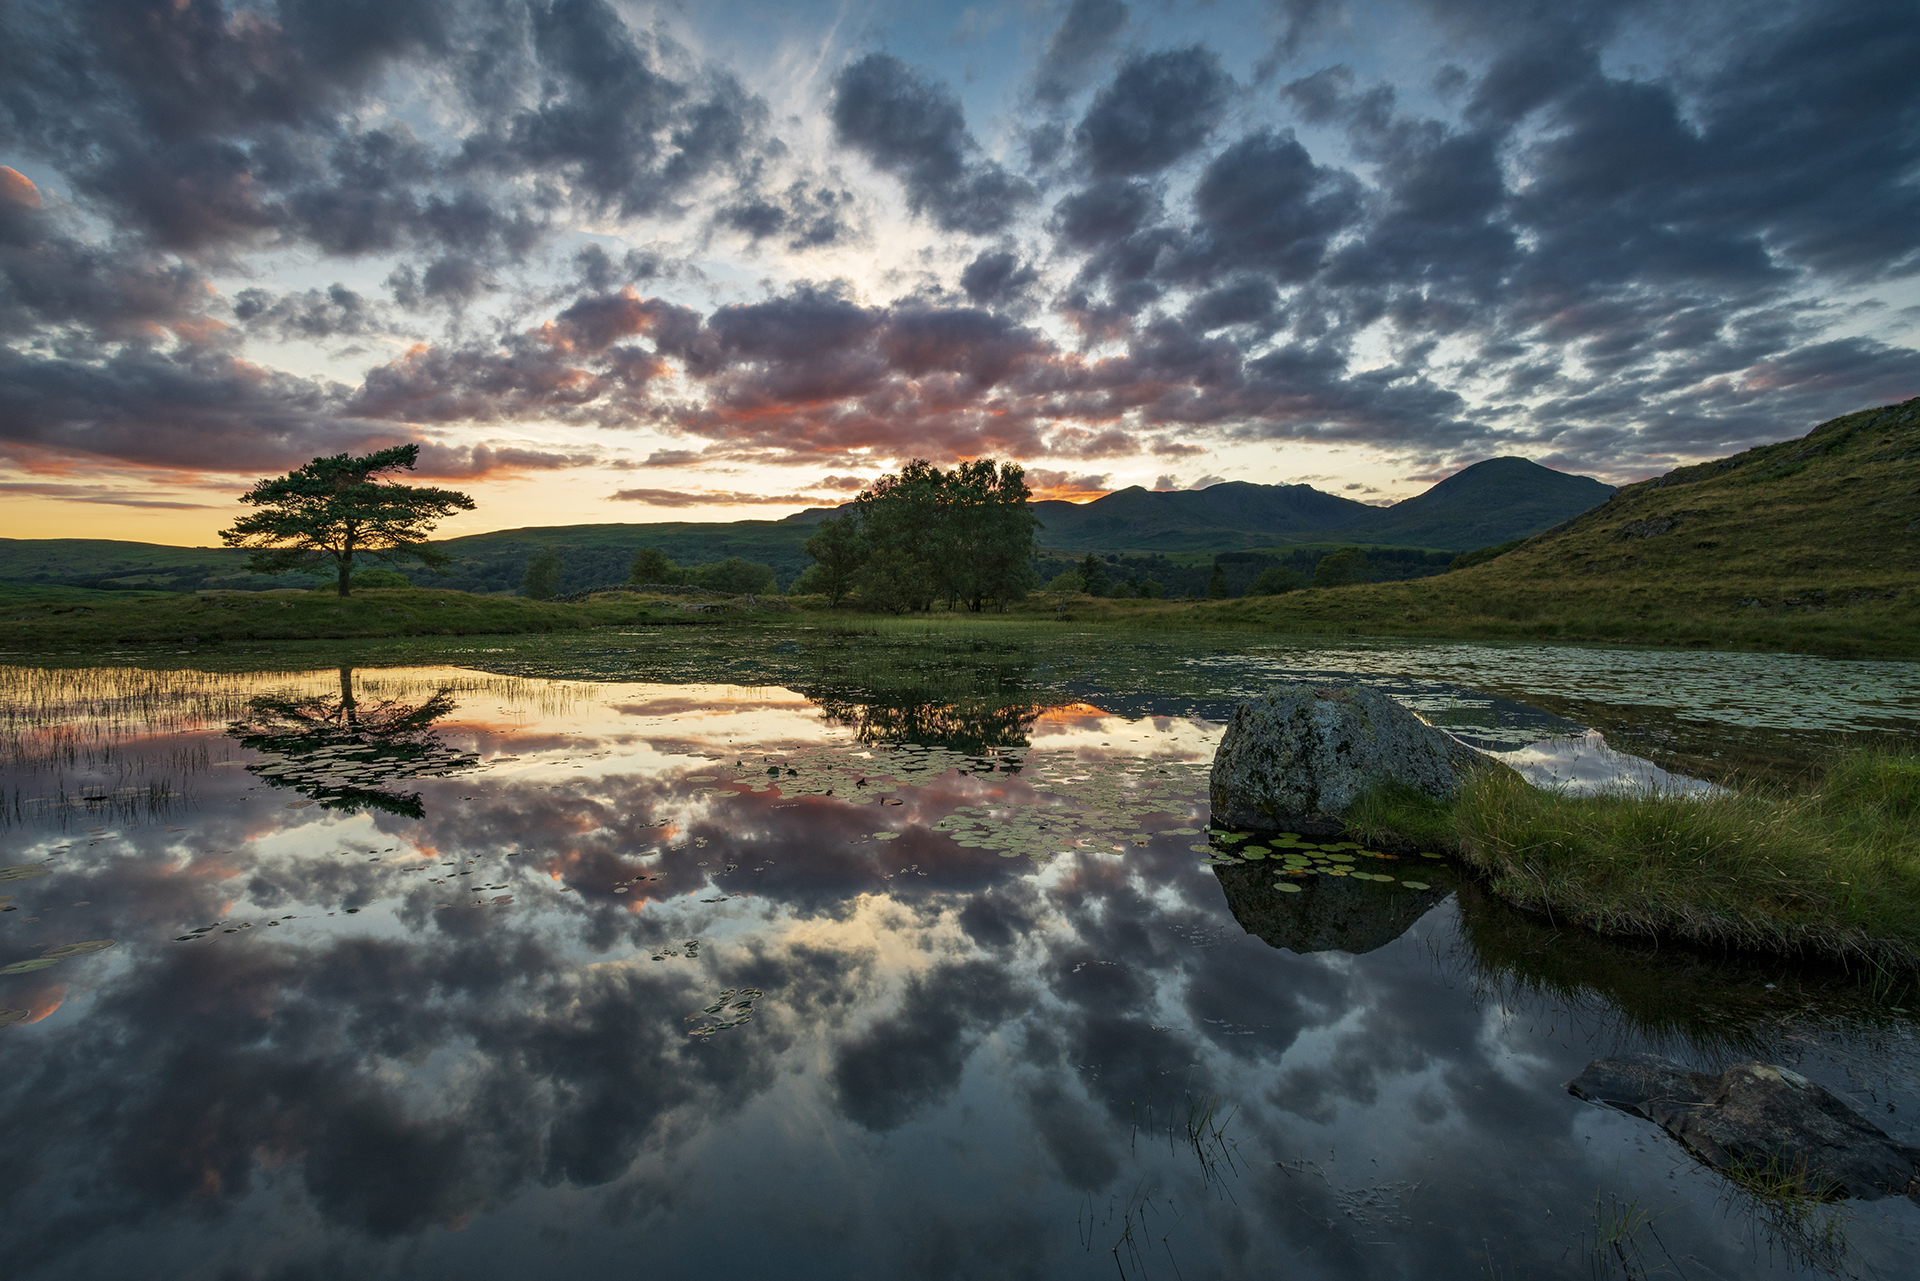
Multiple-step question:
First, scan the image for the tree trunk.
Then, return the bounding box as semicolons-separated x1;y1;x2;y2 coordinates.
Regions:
337;557;352;597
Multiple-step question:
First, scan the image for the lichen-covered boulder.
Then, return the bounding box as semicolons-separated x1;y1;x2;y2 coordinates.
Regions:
1568;1053;1920;1202
1209;682;1484;832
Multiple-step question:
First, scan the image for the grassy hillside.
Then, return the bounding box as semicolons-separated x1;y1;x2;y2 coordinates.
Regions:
0;539;284;591
1199;397;1920;657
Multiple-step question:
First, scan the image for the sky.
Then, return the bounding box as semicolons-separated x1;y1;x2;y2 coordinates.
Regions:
2;0;1917;545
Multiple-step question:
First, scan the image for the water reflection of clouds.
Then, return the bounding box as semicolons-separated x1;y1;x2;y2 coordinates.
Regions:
5;667;1919;1279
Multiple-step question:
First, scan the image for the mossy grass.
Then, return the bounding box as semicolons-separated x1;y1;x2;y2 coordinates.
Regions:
0;585;790;649
1349;746;1920;969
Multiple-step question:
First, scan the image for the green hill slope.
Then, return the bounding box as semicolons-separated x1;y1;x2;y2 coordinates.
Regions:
1216;397;1920;657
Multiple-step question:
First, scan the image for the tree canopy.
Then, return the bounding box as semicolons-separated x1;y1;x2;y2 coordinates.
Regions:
522;547;563;600
1313;547;1373;588
219;445;474;597
802;459;1038;613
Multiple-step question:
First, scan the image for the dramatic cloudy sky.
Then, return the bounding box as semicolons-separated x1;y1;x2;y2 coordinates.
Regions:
3;0;1917;542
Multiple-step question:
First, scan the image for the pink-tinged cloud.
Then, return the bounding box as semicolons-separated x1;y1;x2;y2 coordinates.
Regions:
0;167;40;207
1024;469;1113;501
607;488;826;507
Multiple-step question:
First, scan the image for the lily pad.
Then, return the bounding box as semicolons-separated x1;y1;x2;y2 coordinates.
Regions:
1275;882;1303;893
1402;881;1431;891
873;832;901;841
0;958;63;974
40;939;114;959
0;1008;28;1028
0;865;51;882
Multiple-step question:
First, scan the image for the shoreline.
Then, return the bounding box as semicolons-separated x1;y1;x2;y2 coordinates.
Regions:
5;583;1919;662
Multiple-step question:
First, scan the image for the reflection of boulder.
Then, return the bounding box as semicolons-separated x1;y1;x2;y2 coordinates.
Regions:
228;666;479;818
1212;863;1451;955
1210;683;1491;833
1569;1053;1920;1203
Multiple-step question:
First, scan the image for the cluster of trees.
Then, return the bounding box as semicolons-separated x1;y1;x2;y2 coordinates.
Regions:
1048;552;1164;599
1038;545;1417;600
626;547;779;596
795;460;1039;613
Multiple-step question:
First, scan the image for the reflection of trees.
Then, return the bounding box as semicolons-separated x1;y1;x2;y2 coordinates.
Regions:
795;637;1041;754
227;666;479;818
808;692;1040;754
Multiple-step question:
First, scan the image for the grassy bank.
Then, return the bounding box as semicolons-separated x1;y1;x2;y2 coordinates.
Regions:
1346;746;1920;968
0;585;788;649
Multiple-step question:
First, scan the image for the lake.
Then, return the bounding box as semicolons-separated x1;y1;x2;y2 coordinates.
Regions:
4;628;1918;1279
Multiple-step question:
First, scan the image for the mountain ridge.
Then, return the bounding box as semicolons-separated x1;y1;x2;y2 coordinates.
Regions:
0;456;1615;593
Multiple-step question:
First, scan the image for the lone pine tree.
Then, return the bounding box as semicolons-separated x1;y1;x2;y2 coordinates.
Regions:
220;444;475;597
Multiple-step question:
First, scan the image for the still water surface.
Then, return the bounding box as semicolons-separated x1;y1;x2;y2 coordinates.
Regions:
3;633;1918;1279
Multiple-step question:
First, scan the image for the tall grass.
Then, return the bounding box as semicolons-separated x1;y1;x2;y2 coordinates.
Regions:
1447;746;1920;967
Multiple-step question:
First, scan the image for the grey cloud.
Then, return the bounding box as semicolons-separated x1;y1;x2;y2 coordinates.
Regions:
716;175;863;251
462;0;767;218
0;0;765;284
233;284;392;342
959;251;1040;308
1074;47;1232;177
829;53;1035;234
1032;0;1129;106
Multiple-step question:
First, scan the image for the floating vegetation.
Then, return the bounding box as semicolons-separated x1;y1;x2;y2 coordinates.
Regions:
686;987;762;1037
929;754;1209;860
1204;830;1416;882
0;1008;28;1029
40;939;113;959
1;938;113;974
0;864;51;881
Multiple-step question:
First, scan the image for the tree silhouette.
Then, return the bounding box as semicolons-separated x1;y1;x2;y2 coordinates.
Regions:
219;444;475;597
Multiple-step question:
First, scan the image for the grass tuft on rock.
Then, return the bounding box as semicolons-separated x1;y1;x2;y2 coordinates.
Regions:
1433;746;1920;968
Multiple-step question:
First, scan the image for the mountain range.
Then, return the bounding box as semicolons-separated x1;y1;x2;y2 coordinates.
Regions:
0;456;1613;595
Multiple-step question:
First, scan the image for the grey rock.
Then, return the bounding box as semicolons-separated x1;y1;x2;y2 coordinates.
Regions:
1568;1052;1920;1202
1209;682;1485;832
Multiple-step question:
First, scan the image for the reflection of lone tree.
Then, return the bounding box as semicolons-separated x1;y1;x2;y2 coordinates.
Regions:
228;667;479;818
220;444;475;597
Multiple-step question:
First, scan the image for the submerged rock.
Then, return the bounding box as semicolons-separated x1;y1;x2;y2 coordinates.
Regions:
1567;1052;1920;1202
1209;682;1485;832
